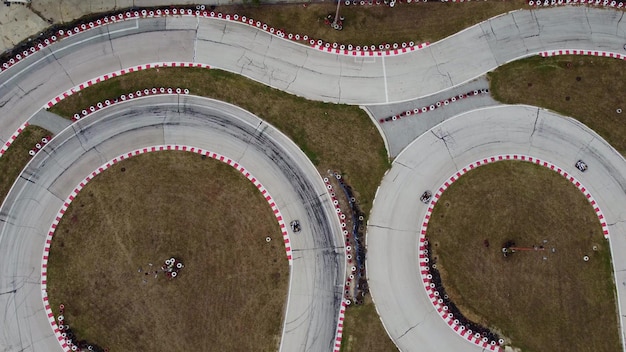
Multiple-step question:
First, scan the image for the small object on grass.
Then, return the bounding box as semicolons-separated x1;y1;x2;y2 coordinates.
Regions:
583;255;590;262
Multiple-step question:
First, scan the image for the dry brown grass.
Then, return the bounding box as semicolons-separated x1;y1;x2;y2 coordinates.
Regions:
339;296;397;352
427;161;620;352
46;151;288;351
489;56;626;154
0;125;51;205
217;1;527;46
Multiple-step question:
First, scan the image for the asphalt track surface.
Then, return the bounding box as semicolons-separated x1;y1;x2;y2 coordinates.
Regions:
367;105;626;351
1;5;626;352
3;6;626;145
0;96;345;352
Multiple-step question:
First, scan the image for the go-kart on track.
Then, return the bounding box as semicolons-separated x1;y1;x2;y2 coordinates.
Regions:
0;96;345;352
1;4;626;352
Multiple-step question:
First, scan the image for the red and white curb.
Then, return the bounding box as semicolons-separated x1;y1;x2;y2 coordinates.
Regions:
322;175;351;352
0;36;59;73
418;154;609;352
528;0;624;8
43;63;208;109
0;122;30;157
1;8;427;75
41;145;293;352
70;87;190;121
539;50;626;60
311;41;429;57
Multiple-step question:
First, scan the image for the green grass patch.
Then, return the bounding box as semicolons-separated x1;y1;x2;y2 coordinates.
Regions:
489;56;626;154
427;161;620;352
0;125;51;205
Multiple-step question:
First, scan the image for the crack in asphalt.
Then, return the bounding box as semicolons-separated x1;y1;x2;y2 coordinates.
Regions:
585;10;593;36
396;309;432;341
368;224;414;233
528;108;540;154
429;50;453;87
431;129;459;170
47;46;77;87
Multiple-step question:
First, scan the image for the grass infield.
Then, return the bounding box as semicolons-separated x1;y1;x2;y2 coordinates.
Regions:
426;161;620;352
0;125;51;205
47;151;288;351
216;1;527;46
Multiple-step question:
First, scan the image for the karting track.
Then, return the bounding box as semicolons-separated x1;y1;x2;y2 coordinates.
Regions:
367;105;626;351
1;5;626;352
0;96;344;352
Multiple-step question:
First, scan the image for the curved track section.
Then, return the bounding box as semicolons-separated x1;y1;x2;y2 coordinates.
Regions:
0;95;345;352
367;104;626;351
2;7;626;144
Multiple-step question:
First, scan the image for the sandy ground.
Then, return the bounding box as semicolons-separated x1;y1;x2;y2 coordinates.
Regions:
0;0;306;54
0;3;48;53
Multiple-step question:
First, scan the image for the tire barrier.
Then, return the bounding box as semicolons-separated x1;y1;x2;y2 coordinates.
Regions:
417;154;610;352
539;49;626;60
322;174;365;352
379;88;490;124
44;63;206;110
0;32;60;74
323;173;369;307
0;122;30;157
0;6;429;74
49;303;108;352
41;144;296;352
528;0;624;7
69;87;190;121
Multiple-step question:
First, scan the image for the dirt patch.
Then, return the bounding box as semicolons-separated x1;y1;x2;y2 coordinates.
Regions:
46;151;288;351
426;161;620;352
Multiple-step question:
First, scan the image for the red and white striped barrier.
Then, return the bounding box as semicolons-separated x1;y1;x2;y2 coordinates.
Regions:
322;175;352;352
70;87;190;121
41;145;294;352
311;41;429;57
379;88;489;124
539;50;626;60
43;63;209;109
417;154;609;352
0;122;30;157
0;36;59;74
528;0;623;8
2;7;427;76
